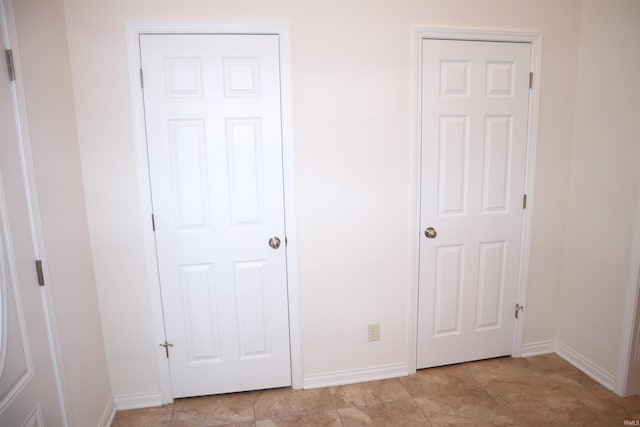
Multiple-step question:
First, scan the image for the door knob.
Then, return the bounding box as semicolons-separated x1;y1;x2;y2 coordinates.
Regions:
268;237;281;249
424;227;437;239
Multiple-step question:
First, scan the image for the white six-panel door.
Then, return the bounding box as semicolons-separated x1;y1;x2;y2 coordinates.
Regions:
417;39;531;368
0;23;63;426
140;34;291;397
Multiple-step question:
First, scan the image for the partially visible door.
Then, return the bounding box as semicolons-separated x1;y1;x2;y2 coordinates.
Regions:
140;34;291;398
622;180;640;397
0;28;64;427
417;39;531;368
626;268;640;395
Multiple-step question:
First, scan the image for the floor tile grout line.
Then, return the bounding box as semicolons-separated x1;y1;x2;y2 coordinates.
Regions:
467;359;524;425
410;395;433;426
251;387;343;423
483;382;526;427
330;378;417;410
251;390;256;424
331;382;429;424
328;386;345;426
337;396;422;410
397;378;432;425
413;359;531;427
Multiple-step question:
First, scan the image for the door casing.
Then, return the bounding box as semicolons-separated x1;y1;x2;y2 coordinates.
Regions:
615;179;640;396
127;23;301;405
408;27;543;374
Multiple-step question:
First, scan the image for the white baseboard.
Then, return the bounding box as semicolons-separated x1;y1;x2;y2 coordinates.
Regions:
113;392;164;410
555;342;615;391
303;363;408;389
98;399;116;427
521;340;616;391
108;342;617;407
521;340;556;357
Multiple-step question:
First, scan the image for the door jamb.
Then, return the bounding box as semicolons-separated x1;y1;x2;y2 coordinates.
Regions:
126;23;302;404
408;27;543;374
614;180;640;396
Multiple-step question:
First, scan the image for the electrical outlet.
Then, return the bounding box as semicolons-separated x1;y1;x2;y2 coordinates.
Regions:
368;323;380;342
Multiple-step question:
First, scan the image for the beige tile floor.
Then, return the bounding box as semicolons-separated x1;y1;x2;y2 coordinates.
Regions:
111;354;640;427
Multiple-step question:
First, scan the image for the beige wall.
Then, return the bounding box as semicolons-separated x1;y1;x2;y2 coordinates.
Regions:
557;0;640;376
63;0;585;398
11;0;638;412
10;0;112;424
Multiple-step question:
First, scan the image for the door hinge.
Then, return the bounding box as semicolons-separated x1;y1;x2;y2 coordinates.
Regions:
139;68;144;89
515;303;524;319
522;194;527;209
5;49;15;82
529;72;533;89
35;260;45;287
159;341;173;358
151;213;155;231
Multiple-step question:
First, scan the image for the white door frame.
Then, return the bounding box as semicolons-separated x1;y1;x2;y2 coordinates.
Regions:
408;27;543;374
615;179;640;396
126;23;302;404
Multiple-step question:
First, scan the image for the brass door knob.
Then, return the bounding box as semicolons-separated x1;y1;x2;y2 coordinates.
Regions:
424;227;437;239
268;237;281;249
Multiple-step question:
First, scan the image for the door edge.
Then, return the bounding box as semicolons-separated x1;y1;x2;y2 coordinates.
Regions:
408;26;543;373
614;179;640;396
126;23;302;403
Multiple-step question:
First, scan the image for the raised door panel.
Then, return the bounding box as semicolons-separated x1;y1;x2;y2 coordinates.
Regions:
169;120;209;229
438;116;469;216
180;264;220;362
233;261;270;358
482;116;513;213
226;119;264;226
475;241;507;331
433;245;465;336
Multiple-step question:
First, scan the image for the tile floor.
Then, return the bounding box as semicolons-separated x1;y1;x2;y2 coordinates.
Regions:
111;354;640;426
